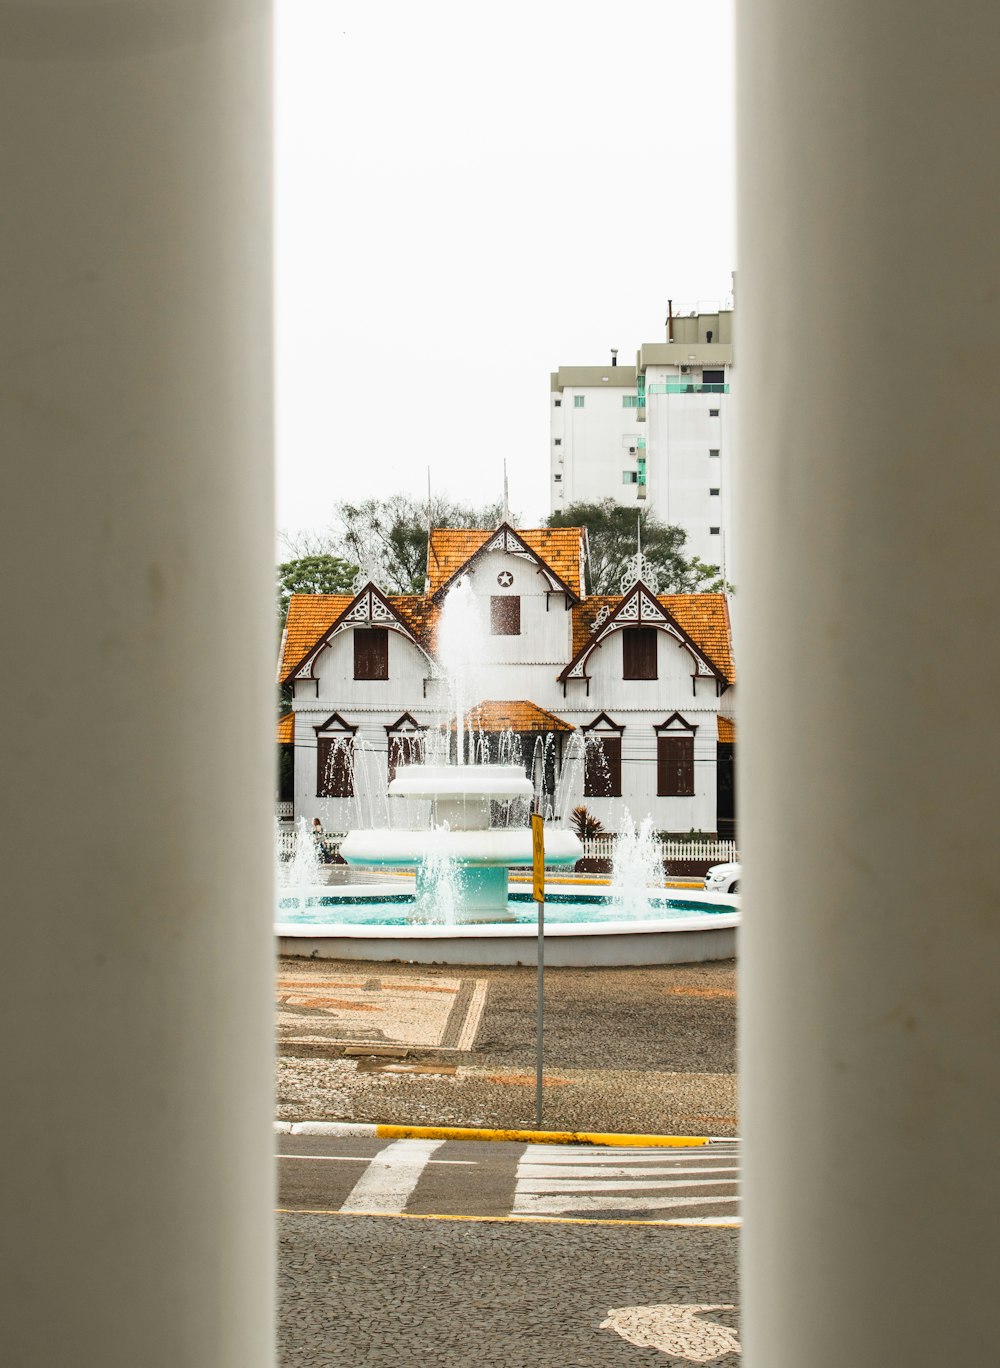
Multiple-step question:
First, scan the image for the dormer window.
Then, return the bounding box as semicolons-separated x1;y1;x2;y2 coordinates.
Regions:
622;627;657;680
490;596;520;635
354;628;388;680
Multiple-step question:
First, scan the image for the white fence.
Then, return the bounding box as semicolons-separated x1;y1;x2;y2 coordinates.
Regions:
275;828;737;866
580;835;738;864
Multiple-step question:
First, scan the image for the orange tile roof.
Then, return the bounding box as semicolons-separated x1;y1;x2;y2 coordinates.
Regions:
717;715;736;743
569;593;734;683
426;527;584;597
279;592;437;681
277;711;294;744
279;595;352;680
449;700;575;733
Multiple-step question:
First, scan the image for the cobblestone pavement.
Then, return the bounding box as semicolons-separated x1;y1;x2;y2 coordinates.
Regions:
277;956;737;1136
279;1213;739;1367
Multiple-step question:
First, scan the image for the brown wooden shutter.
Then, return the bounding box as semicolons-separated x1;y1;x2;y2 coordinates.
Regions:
490;596;521;635
354;628;389;680
584;736;622;797
317;736;354;797
623;627;657;679
658;735;694;796
388;733;423;782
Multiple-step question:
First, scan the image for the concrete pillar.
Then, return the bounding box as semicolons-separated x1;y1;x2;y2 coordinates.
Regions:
738;2;1000;1364
0;5;273;1365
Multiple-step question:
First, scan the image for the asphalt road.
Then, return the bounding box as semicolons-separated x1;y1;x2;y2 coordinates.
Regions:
279;1211;740;1367
278;1133;741;1223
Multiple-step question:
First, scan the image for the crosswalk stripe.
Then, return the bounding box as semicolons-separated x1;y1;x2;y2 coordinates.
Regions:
339;1138;443;1214
512;1192;739;1215
517;1178;737;1193
518;1165;739;1179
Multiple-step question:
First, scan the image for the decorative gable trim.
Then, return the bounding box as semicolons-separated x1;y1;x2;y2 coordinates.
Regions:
313;712;357;735
430;523;580;604
283;582;432;684
580;711;626;734
385;712;428;735
558;581;727;687
654;712;699;733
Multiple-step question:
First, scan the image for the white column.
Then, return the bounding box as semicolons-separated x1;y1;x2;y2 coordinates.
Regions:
0;5;273;1365
738;3;1000;1365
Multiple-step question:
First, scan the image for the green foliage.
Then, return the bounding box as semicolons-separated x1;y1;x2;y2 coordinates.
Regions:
277;554;358;631
570;805;607;839
282;495;512;595
546;499;731;595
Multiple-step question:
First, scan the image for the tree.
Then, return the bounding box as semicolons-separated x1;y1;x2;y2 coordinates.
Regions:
277;553;358;632
280;495;511;595
546;500;730;595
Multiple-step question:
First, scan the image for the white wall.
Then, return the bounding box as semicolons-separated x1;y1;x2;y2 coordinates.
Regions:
552;387;644;508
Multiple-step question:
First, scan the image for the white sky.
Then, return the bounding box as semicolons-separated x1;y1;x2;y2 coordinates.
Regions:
275;0;735;545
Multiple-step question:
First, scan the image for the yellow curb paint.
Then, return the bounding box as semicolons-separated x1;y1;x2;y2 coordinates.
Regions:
373;1124;710;1147
277;1208;741;1228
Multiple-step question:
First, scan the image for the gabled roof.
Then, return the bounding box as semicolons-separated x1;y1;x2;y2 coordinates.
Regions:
448;699;575;734
279;585;437;684
563;587;734;686
426;525;585;599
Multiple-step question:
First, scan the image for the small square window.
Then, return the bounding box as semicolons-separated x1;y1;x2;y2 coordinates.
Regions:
554;438;561;445
554;474;562;482
574;396;585;408
710;527;721;535
710;487;720;496
709;408;720;417
622;471;638;484
554;398;562;406
709;448;720;458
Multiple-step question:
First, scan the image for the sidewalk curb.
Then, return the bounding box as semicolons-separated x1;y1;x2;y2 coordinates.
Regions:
275;1120;726;1146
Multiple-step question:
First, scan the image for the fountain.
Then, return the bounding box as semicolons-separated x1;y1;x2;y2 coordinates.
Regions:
276;574;740;965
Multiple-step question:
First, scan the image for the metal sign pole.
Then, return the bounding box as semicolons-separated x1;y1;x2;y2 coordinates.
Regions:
531;813;545;1130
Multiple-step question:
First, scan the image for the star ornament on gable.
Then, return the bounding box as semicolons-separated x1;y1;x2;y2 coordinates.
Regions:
496;570;514;588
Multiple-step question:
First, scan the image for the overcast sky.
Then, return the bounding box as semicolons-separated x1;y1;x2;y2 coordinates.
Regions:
275;0;735;546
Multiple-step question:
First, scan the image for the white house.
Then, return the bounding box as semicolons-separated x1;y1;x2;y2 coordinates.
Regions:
277;523;735;837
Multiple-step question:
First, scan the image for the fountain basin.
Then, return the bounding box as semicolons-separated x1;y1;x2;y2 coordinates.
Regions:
276;883;740;966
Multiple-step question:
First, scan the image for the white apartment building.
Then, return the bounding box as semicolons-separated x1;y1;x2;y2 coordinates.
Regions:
550;300;735;574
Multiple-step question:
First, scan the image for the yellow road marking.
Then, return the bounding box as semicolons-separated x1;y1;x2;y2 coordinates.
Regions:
277;1207;740;1228
374;1124;710;1147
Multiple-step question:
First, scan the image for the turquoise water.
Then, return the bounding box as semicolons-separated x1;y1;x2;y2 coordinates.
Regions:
275;890;731;928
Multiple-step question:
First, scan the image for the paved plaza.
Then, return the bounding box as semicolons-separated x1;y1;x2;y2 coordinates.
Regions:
277;956;737;1137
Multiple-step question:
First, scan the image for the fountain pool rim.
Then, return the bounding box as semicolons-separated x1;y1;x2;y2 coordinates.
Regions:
275;881;740;966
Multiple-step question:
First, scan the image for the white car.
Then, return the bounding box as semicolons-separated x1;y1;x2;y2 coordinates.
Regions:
704;861;741;895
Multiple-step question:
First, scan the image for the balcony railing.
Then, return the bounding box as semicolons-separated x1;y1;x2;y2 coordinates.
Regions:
647;382;730;395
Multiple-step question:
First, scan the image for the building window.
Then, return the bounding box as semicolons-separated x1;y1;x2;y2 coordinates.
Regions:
709;448;720;458
554;438;562;445
554;398;562;406
710;527;721;535
553;474;562;482
387;733;423;782
584;736;621;797
574;396;585;408
710;487;720;496
709;408;720;417
622;395;641;408
657;735;694;796
317;736;354;798
703;369;725;386
490;596;520;635
622;627;657;679
354;628;388;680
622;470;638;484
